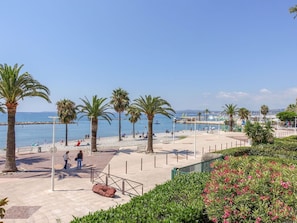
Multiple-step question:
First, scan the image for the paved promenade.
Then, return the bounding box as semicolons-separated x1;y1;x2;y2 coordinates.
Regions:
0;131;249;223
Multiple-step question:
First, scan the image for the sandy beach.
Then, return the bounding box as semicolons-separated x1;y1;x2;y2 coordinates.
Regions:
0;129;295;222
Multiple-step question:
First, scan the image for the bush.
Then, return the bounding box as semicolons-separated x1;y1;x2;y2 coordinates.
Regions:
0;197;8;222
71;173;210;223
203;156;297;222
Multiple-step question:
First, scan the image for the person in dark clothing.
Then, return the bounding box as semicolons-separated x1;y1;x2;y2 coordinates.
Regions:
76;150;83;169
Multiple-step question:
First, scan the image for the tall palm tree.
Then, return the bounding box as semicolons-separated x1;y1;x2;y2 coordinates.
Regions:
205;109;209;121
238;107;250;124
56;99;77;146
132;95;175;153
260;105;269;122
197;112;202;121
222;104;238;132
110;88;130;141
0;63;51;172
126;105;141;138
286;104;296;112
77;95;113;152
289;5;297;18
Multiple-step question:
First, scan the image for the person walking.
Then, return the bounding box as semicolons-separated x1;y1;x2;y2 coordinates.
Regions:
76;150;83;169
63;151;70;169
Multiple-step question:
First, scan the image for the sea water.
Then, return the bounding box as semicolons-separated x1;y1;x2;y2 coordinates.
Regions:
0;112;216;149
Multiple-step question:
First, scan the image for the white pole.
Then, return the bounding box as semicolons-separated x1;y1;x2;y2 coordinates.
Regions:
172;118;176;143
294;116;296;135
90;116;92;155
194;117;197;158
49;116;58;191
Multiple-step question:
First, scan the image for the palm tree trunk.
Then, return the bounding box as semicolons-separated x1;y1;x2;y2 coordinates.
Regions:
146;118;154;153
118;112;122;141
132;123;135;138
65;124;68;146
4;106;18;172
91;118;98;152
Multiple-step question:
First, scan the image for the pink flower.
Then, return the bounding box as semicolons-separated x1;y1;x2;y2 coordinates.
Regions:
281;181;290;189
256;217;262;223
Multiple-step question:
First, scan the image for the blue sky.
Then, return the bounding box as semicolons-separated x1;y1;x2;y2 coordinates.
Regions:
1;0;297;112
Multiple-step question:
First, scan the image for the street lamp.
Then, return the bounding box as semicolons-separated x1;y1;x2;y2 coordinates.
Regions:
194;116;197;158
172;117;176;143
294;116;296;135
49;116;58;191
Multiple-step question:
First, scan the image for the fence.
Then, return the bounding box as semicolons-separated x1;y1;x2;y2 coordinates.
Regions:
90;168;143;197
171;154;224;179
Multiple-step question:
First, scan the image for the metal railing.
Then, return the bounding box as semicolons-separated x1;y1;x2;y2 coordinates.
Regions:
90;168;143;197
171;154;223;179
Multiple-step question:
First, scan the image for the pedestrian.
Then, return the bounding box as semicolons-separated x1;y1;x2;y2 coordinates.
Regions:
76;150;83;169
63;151;70;169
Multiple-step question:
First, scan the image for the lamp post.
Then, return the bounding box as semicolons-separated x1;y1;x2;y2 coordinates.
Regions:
294;116;296;135
49;116;58;191
172;117;176;143
194;116;197;158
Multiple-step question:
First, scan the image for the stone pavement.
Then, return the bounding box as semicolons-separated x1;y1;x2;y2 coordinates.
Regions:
0;131;248;223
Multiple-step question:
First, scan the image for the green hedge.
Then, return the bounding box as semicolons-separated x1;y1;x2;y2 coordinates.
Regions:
71;173;210;223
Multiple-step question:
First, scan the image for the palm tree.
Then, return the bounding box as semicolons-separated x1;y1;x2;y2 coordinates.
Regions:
286;104;296;112
0;63;51;172
260;105;269;122
132;95;175;153
289;5;297;18
0;102;5;113
110;88;130;141
76;95;113;152
222;104;238;132
205;109;209;121
56;99;77;146
126;105;141;138
197;112;202;121
238;107;250;124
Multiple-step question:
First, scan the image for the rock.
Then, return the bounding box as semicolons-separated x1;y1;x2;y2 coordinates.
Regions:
92;183;116;198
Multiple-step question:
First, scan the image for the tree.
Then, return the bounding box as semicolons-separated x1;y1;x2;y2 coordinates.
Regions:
0;64;51;172
205;109;210;121
244;121;274;145
76;95;113;152
126;105;141;138
276;111;296;122
197;112;202;121
286;103;296;112
260;105;269;122
238;107;250;125
222;104;238;132
56;99;77;146
110;88;130;141
289;5;297;18
132;95;175;153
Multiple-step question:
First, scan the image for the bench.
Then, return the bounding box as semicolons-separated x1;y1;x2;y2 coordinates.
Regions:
17;146;42;154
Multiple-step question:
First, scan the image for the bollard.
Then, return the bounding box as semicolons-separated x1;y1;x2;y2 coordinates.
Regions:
122;180;125;195
125;161;127;174
154;156;156;168
141;158;143;171
108;164;110;176
166;153;168;165
176;152;178;163
106;175;108;185
202;147;204;154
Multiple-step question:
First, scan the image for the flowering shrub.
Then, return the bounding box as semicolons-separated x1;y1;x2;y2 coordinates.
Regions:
203;156;297;222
